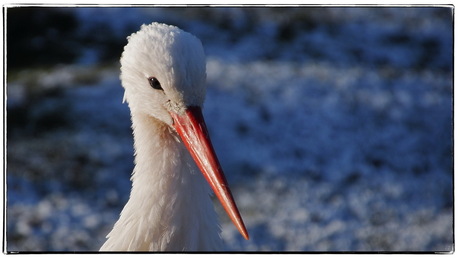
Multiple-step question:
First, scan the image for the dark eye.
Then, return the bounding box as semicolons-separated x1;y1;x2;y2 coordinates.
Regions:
148;77;163;90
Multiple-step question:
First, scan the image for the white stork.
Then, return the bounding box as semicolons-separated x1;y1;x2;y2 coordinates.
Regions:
100;22;249;251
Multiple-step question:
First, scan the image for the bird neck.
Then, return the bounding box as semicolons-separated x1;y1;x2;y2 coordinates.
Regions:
101;112;223;251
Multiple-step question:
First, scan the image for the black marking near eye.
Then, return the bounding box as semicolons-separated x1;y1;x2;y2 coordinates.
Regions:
148;77;163;90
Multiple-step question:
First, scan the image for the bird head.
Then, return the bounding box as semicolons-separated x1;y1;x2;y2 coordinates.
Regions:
120;22;206;125
119;22;249;240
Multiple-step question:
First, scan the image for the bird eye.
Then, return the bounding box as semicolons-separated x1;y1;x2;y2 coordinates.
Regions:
148;77;163;90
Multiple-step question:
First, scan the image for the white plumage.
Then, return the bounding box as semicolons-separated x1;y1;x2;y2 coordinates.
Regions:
100;23;248;251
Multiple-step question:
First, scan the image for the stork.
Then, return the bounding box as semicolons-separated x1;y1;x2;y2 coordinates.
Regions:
100;23;249;251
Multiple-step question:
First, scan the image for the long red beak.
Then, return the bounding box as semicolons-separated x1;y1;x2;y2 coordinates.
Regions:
170;106;249;240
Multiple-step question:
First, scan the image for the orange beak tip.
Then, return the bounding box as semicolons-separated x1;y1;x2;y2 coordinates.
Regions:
242;229;250;240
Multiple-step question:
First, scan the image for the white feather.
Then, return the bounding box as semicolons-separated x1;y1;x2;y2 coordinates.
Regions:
100;23;223;251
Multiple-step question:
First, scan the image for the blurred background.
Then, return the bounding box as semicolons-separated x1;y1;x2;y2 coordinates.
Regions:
5;6;453;252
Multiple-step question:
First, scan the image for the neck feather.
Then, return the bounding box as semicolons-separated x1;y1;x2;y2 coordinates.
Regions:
101;113;223;251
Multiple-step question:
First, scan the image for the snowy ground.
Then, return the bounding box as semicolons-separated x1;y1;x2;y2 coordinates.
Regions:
6;7;453;252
